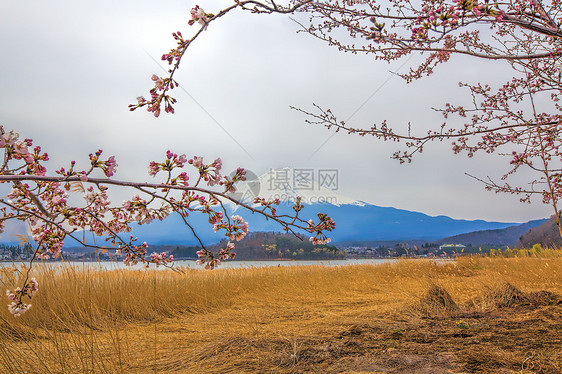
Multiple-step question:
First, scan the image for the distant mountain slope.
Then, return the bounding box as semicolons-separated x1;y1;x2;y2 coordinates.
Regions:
277;202;518;242
114;200;518;246
516;218;562;248
434;219;547;246
0;202;520;247
0;167;522;247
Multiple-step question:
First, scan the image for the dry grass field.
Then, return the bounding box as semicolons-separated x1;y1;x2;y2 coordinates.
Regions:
0;256;560;373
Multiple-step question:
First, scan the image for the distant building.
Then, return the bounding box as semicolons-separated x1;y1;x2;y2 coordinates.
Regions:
439;244;466;252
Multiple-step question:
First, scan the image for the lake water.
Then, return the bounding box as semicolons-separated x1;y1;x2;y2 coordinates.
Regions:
1;258;456;272
1;258;409;271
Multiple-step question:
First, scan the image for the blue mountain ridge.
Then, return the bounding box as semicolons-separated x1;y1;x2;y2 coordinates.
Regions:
119;201;519;246
0;202;523;247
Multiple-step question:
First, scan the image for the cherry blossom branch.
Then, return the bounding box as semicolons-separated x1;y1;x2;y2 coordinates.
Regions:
0;125;335;316
129;1;313;117
0;174;320;229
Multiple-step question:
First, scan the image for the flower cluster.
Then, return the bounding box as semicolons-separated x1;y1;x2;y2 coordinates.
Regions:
228;215;249;241
161;31;186;65
222;167;246;193
88;150;118;178
128;75;178;117
0;128;48;177
6;277;39;317
196;241;235;270
123;195;161;224
150;252;174;266
254;197;281;216
149;151;188;177
188;5;211;28
122;241;149;266
189;156;223;186
307;213;336;245
211;214;249;241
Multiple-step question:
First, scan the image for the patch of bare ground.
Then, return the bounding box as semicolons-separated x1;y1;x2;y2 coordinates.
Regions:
188;284;561;373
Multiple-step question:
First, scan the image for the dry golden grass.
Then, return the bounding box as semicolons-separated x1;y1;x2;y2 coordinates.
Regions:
0;256;560;373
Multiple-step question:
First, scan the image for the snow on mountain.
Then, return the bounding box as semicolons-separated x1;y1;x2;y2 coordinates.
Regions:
228;167;365;208
223;168;518;241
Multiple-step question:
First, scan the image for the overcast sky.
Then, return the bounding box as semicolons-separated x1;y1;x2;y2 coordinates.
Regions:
0;0;553;223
